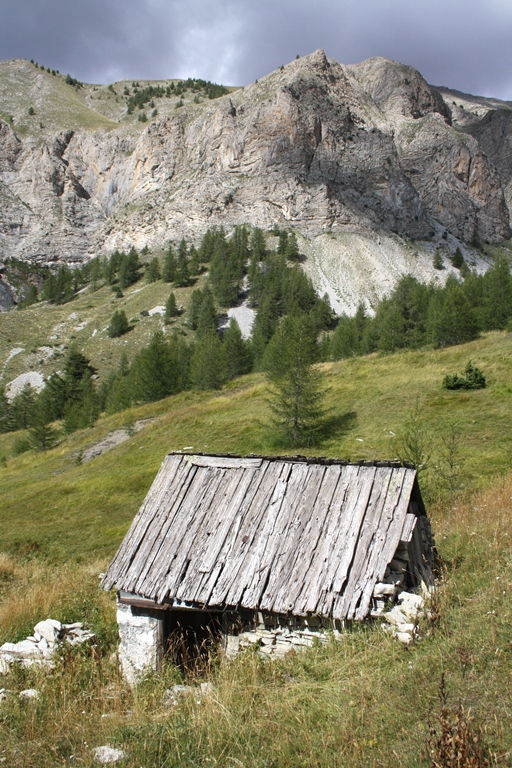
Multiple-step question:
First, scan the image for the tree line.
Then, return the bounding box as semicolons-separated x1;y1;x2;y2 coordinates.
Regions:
3;226;512;450
327;256;512;361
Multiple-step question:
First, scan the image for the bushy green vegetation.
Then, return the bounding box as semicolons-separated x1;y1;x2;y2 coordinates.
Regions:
125;78;229;114
329;255;512;359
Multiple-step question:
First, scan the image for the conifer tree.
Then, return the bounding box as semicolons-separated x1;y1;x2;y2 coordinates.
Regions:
9;384;37;430
175;239;191;287
0;386;9;433
224;319;253;379
196;287;218;337
162;245;177;282
145;257;161;283
277;230;288;256
107;309;130;337
190;331;227;390
285;232;300;261
264;313;324;447
188;289;204;330
28;403;59;451
481;254;512;330
164;291;179;322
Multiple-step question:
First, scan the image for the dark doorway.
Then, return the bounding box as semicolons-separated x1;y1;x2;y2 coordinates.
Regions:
164;609;221;672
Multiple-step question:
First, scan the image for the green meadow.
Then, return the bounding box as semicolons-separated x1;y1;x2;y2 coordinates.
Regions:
0;330;511;766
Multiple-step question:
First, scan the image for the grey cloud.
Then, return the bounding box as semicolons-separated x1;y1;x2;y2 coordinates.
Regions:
1;0;511;98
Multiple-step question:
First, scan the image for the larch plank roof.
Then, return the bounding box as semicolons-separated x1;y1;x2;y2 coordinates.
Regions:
103;453;427;622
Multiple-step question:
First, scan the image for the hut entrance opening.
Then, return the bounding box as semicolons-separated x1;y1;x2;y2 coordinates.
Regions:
164;609;221;671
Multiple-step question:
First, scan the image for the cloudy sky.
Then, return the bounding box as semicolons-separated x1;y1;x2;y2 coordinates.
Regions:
1;0;511;99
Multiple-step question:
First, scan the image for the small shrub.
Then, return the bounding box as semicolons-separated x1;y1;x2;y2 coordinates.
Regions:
451;248;465;269
426;676;491;767
443;361;486;390
28;106;35;116
107;309;130;338
433;251;444;270
12;436;32;456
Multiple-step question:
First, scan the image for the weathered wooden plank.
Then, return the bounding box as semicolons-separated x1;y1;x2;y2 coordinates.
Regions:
352;468;411;620
121;456;196;593
233;462;294;609
209;460;285;606
103;454;181;588
176;466;259;602
186;455;262;469
294;465;350;615
150;466;227;602
224;461;291;607
400;511;418;543
252;462;311;611
340;467;398;620
334;467;392;619
290;465;346;615
313;465;376;616
127;458;202;595
263;464;327;614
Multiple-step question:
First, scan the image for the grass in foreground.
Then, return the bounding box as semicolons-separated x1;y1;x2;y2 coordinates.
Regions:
0;474;511;766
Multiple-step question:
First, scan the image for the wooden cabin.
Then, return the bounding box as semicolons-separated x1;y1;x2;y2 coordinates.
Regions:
103;452;435;683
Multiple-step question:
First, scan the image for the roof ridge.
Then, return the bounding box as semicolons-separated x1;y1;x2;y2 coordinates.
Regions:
167;451;414;470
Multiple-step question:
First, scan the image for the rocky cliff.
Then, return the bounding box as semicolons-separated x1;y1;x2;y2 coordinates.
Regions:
0;51;510;306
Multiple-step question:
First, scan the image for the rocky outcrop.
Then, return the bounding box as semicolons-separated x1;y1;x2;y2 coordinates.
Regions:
0;51;510;266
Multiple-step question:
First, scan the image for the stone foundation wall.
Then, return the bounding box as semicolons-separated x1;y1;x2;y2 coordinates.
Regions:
222;610;345;659
116;602;163;685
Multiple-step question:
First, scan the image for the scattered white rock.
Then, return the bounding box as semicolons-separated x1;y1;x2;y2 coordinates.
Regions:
19;689;39;700
148;305;165;316
81;419;154;463
5;347;24;364
93;746;127;764
0;619;95;673
34;618;61;643
5;371;45;400
226;302;256;339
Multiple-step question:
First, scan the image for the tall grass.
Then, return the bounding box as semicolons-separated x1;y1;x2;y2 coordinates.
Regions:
0;473;511;766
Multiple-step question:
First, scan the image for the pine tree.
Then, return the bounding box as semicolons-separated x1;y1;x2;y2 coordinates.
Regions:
0;386;11;433
224;319;253;379
188;289;204;330
264;313;325;447
190;331;227;390
119;248;142;288
174;239;191;287
37;373;67;423
145;257;161;283
481;254;512;330
433;251;444;270
428;278;479;347
285;232;300;261
129;331;190;402
107;309;130;337
28;404;59;451
162;246;177;282
9;385;37;430
196;287;218;337
277;230;288;256
164;291;179;322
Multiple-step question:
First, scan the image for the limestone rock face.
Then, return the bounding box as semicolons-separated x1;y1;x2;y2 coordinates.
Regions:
0;50;510;265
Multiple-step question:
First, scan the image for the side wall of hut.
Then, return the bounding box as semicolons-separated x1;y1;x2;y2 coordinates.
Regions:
117;603;164;685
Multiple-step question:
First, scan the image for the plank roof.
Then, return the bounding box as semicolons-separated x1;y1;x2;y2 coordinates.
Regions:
103;453;427;621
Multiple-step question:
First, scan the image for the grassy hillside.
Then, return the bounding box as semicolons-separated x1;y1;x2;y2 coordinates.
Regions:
0;59;118;135
0;268;209;387
1;332;511;765
1;330;511;560
0;59;238;139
